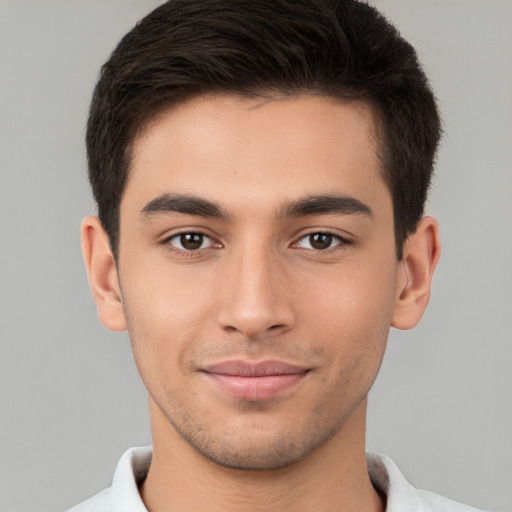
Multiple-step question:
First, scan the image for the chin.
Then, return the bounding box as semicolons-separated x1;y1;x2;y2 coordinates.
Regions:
193;436;314;470
172;414;345;471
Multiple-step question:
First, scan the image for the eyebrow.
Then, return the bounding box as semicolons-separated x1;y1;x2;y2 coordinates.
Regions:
140;193;229;220
279;194;372;219
140;192;372;221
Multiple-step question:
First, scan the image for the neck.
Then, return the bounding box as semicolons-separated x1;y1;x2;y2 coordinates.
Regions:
140;398;384;512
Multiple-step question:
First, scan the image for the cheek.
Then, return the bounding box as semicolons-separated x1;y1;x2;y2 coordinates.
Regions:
304;253;397;322
300;256;398;364
120;267;215;386
122;256;215;330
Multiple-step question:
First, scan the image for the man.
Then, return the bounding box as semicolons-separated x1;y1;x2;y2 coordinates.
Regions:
69;0;486;510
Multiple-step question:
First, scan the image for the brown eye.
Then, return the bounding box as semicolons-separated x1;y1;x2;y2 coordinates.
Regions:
168;232;210;251
180;233;203;250
309;233;333;250
295;232;344;251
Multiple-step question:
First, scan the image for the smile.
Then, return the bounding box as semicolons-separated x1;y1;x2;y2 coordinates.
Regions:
202;360;310;400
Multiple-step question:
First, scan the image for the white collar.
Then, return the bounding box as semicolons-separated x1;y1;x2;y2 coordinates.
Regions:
74;446;484;512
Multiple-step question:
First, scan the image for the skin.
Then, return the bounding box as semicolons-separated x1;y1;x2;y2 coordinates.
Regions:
82;95;440;512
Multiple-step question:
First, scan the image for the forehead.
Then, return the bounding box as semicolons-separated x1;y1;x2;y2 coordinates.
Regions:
124;94;388;214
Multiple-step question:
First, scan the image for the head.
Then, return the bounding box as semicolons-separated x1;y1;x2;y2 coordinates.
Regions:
87;0;441;261
82;0;441;471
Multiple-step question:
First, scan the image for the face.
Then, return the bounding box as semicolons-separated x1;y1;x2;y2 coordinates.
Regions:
117;95;401;469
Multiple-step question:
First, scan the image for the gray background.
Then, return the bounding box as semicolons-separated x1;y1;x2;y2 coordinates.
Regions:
0;1;511;511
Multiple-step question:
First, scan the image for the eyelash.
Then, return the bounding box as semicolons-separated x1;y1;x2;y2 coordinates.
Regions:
164;232;221;255
291;231;350;252
163;230;351;256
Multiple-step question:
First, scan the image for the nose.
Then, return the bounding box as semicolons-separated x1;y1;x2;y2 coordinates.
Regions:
217;244;295;339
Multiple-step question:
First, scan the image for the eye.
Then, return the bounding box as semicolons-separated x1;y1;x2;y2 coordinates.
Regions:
167;232;216;251
295;232;345;251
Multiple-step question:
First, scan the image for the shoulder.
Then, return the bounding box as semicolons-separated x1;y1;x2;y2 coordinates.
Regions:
366;451;490;512
64;446;152;512
417;489;489;512
65;487;112;512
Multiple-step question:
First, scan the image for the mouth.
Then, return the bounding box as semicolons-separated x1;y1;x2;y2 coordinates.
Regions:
201;360;310;401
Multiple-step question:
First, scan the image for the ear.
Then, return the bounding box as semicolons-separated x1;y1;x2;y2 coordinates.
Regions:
81;216;127;331
391;216;441;330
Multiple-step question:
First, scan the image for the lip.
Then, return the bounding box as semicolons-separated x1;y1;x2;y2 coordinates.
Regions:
202;360;310;400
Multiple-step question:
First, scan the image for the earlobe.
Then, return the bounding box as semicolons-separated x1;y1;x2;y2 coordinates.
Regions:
81;216;127;331
391;216;441;330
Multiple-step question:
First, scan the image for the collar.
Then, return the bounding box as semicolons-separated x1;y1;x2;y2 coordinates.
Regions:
105;446;481;512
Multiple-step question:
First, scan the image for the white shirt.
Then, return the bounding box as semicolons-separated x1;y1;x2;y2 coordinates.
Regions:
66;446;488;512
